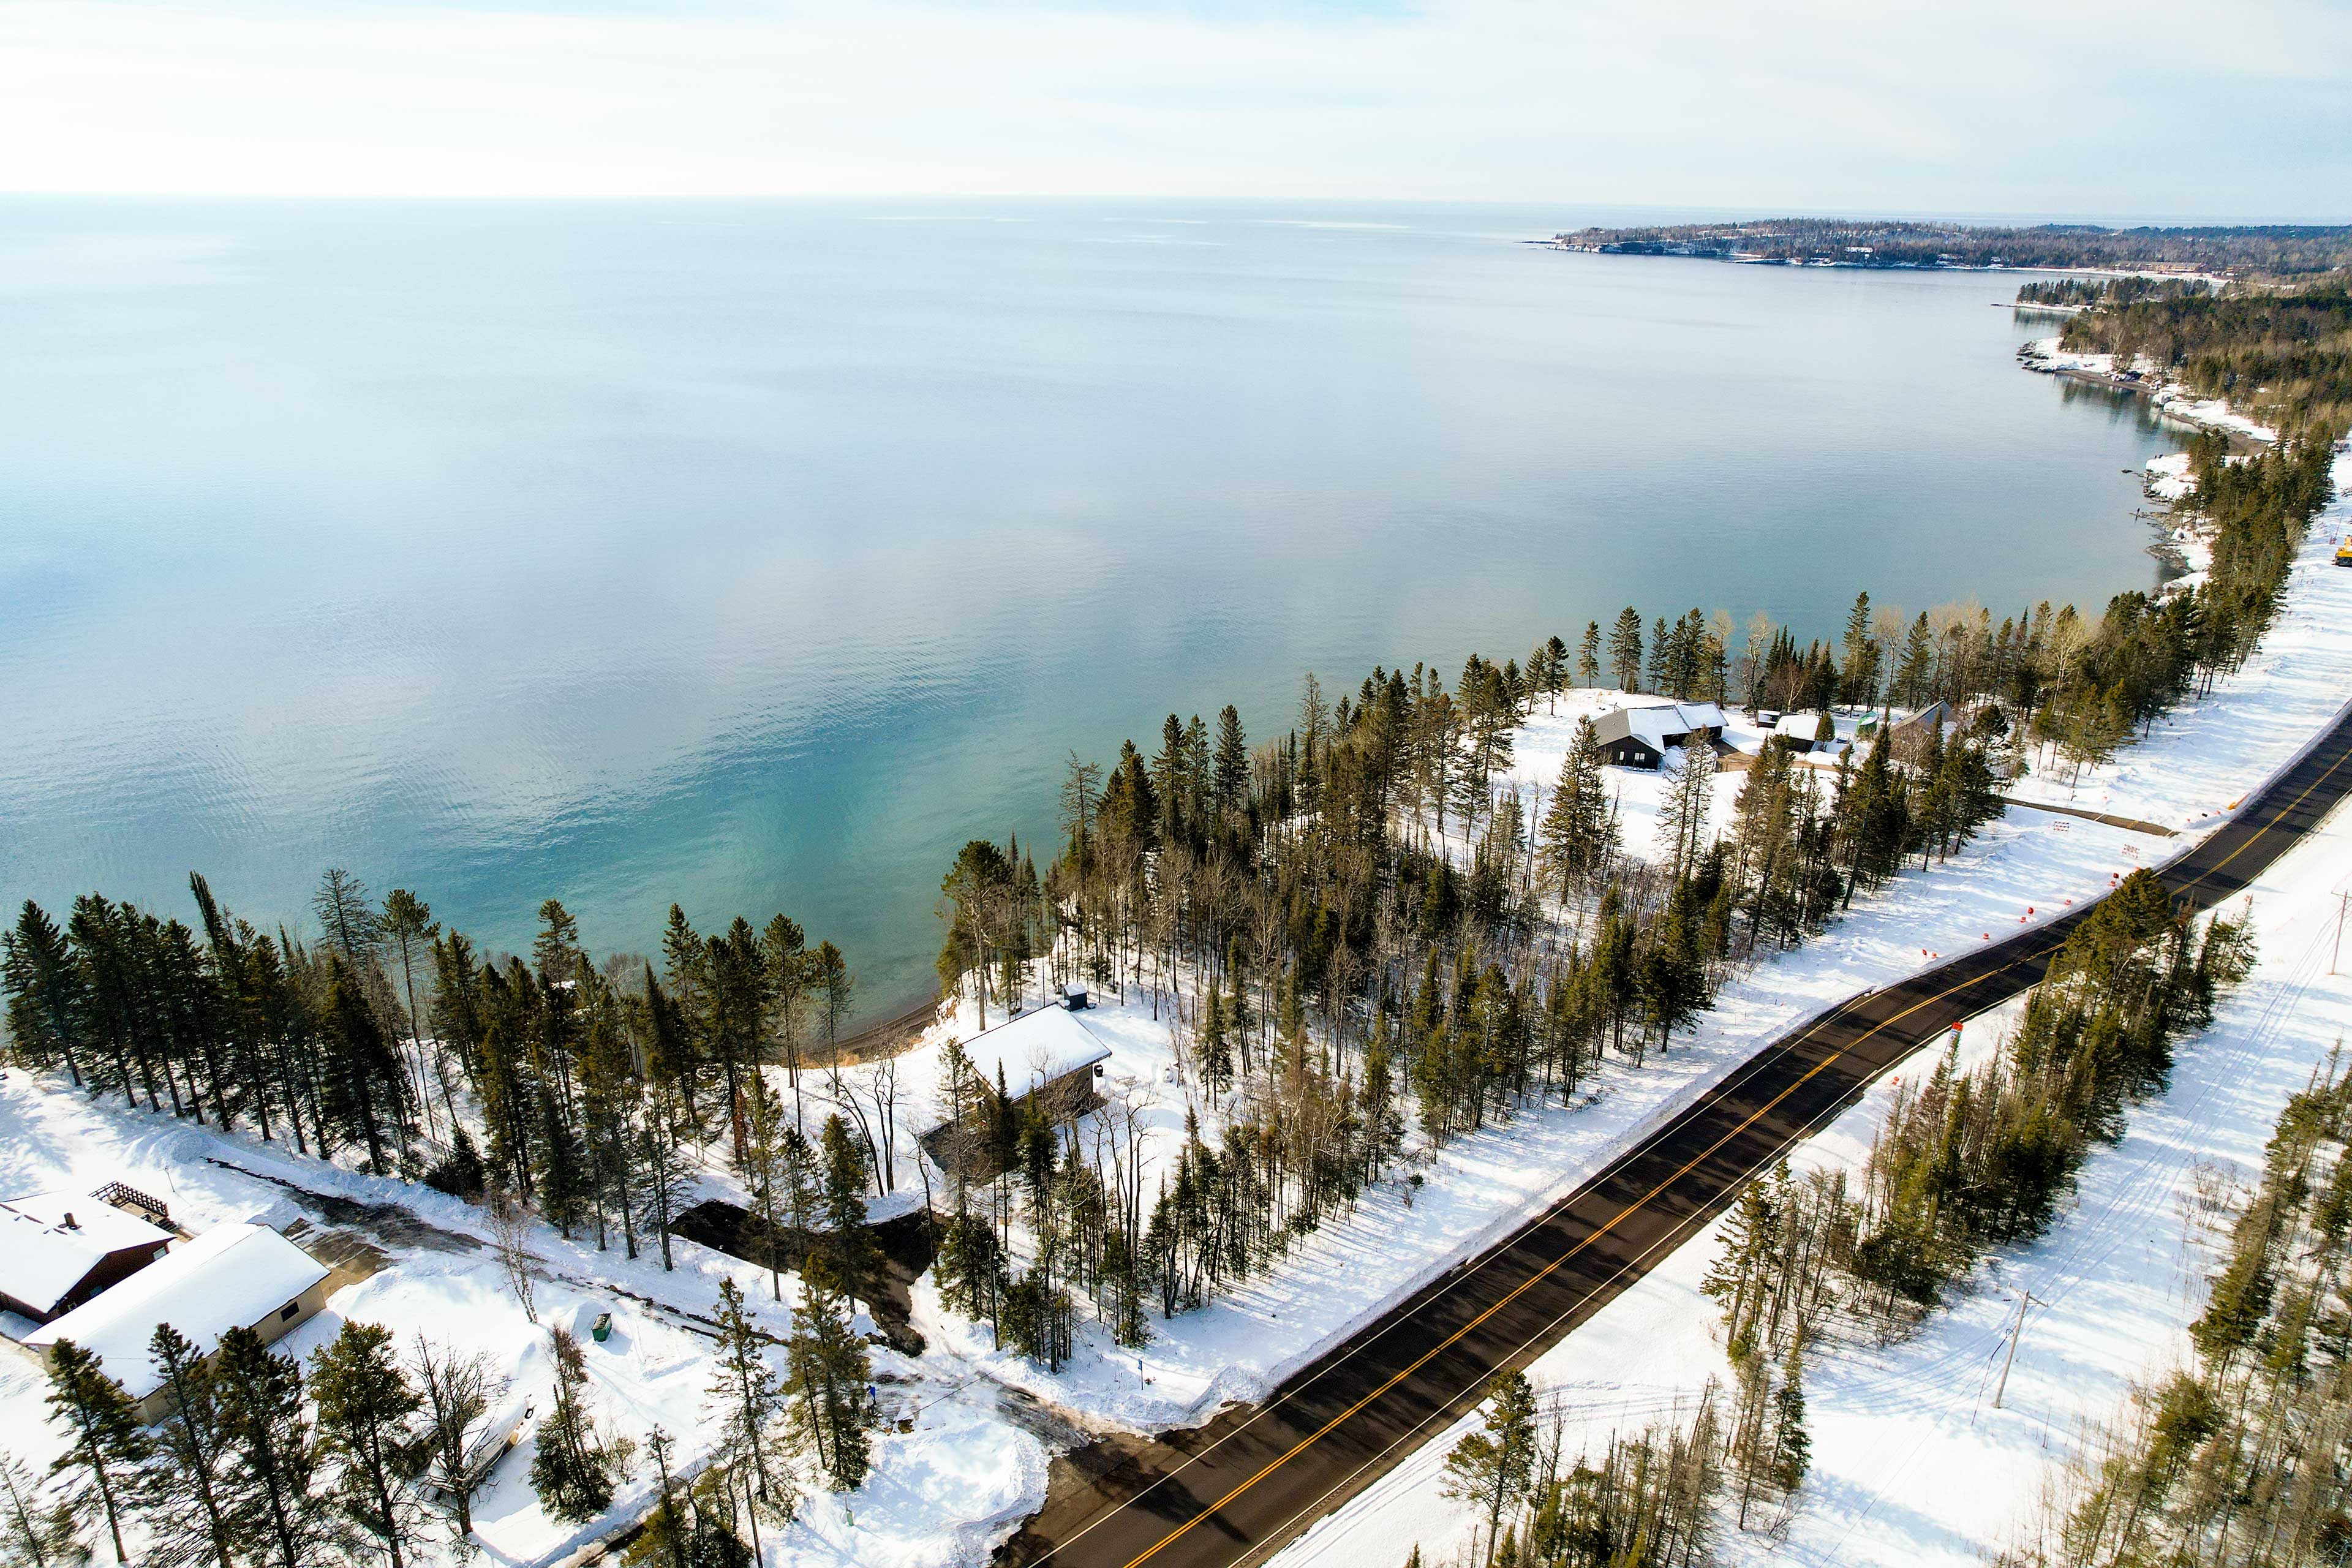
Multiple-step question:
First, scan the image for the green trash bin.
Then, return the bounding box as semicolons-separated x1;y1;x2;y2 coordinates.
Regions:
591;1311;612;1344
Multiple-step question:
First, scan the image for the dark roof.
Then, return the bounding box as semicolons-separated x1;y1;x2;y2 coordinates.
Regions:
1589;710;1662;752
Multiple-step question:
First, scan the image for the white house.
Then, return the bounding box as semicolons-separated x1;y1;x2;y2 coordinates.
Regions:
24;1222;331;1421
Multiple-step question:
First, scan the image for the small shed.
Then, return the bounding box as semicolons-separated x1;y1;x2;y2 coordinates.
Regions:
24;1222;331;1422
1773;711;1830;753
0;1190;174;1327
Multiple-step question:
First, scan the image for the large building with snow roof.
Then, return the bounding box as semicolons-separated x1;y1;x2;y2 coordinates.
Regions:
0;1188;174;1328
22;1221;331;1421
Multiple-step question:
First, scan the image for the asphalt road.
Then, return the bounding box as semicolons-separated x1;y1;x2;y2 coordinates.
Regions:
998;698;2352;1568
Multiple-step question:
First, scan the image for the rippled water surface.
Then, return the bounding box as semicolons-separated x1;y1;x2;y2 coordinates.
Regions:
0;199;2184;1016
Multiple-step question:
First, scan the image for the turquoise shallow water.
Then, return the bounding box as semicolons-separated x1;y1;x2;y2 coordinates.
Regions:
0;199;2182;1016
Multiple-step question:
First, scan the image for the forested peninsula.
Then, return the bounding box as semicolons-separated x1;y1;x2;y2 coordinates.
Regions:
1548;217;2352;277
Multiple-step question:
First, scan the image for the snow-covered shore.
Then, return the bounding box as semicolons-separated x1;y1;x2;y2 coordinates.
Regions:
2019;334;2281;446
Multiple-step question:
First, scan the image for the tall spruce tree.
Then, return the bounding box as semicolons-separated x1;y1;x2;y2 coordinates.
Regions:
819;1113;881;1310
0;1449;85;1568
42;1340;147;1565
706;1280;794;1520
784;1252;873;1491
529;1327;626;1523
145;1324;239;1568
211;1325;329;1568
311;1321;424;1568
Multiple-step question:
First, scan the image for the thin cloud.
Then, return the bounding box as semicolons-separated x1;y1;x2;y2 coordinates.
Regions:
2;0;2345;213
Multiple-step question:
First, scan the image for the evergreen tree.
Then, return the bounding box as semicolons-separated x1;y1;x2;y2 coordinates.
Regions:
310;1320;425;1568
1576;622;1601;688
145;1324;238;1568
0;1450;85;1568
41;1340;148;1565
1768;1341;1810;1498
1536;718;1616;901
1212;706;1249;818
784;1252;874;1491
4;901;88;1088
1607;608;1644;692
318;955;410;1174
529;1327;627;1523
311;869;381;967
819;1113;881;1310
1442;1370;1540;1567
1839;590;1878;705
706;1280;794;1521
212;1325;330;1568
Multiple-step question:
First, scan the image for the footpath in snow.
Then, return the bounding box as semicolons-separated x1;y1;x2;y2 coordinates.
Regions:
1267;453;2352;1568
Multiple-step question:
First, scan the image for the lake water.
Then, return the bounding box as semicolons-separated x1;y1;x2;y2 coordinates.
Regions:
0;199;2184;1019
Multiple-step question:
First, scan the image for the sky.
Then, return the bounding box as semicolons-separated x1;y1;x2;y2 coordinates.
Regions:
4;0;2350;214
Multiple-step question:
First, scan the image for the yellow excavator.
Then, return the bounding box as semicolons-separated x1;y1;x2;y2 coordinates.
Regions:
2338;535;2352;568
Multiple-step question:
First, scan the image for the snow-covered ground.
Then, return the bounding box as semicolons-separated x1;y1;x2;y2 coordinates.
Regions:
1270;728;2352;1568
1268;454;2352;1568
0;1066;1048;1568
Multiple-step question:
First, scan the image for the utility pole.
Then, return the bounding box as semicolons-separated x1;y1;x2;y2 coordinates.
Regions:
1995;1289;2035;1409
2333;889;2347;976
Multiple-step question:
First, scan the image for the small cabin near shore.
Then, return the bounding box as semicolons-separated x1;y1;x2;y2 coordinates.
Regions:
0;1189;175;1327
1773;710;1831;753
1890;702;1951;768
21;1222;331;1422
922;1001;1114;1178
952;1003;1112;1118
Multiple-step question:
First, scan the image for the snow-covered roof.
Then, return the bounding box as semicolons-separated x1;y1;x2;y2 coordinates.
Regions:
957;1005;1113;1101
0;1191;172;1317
26;1223;329;1400
1774;711;1828;741
1611;702;1727;751
1675;702;1728;732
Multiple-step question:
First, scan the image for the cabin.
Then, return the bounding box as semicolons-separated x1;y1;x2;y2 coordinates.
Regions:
922;1001;1114;1178
1589;709;1663;769
22;1222;331;1422
1590;703;1729;770
955;1002;1112;1117
0;1189;175;1328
